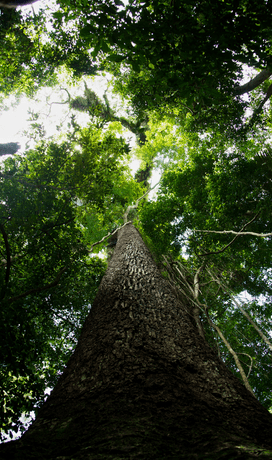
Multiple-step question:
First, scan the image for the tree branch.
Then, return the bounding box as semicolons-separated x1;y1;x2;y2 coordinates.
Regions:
248;82;272;127
45;88;71;118
89;221;132;252
196;229;272;238
197;212;261;256
192;266;206;340
237;353;254;379
233;67;272;96
208;318;255;396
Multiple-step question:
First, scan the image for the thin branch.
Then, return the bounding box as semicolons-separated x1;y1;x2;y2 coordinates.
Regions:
197;212;261;257
192;266;206;340
232;300;272;353
236;353;254;378
247;83;272;128
208;318;255;396
196;230;272;238
207;268;272;353
89;221;132;252
233;67;272;96
162;256;206;339
7;266;67;304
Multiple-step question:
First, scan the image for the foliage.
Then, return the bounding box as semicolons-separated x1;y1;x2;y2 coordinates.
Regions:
0;5;97;103
0;123;140;439
2;0;272;130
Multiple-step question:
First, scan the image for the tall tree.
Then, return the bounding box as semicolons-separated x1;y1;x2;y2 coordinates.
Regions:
0;223;272;459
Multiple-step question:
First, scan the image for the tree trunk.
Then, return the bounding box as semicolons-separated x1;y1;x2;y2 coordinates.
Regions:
1;224;272;459
233;67;272;96
0;142;20;156
0;0;37;7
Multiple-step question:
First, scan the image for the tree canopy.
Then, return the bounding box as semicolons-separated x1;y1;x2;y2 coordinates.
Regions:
1;0;272;441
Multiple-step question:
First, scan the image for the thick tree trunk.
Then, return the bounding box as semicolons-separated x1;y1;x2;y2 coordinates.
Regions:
1;224;272;459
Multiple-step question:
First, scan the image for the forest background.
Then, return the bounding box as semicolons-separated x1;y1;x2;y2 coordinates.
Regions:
1;0;272;442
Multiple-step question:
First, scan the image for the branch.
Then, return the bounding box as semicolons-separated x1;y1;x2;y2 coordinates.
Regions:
246;82;272;129
233;67;272;96
45;88;71;118
166;260;255;389
162;256;206;339
196;229;272;238
7;266;67;304
89;221;132;252
197;212;261;257
236;353;254;378
207;268;272;353
209;318;255;396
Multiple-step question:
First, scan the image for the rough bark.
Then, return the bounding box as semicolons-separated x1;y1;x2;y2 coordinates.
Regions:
1;224;272;459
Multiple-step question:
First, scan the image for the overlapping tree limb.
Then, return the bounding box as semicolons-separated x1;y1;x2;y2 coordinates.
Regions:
161;255;205;328
208;317;255;396
70;82;149;144
196;230;272;237
249;83;272;126
237;353;254;379
44;88;71;118
89;221;133;253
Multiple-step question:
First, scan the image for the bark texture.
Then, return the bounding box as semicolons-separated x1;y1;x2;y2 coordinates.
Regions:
1;224;272;459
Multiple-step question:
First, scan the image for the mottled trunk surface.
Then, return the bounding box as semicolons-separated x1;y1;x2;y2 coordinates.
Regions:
1;224;272;459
